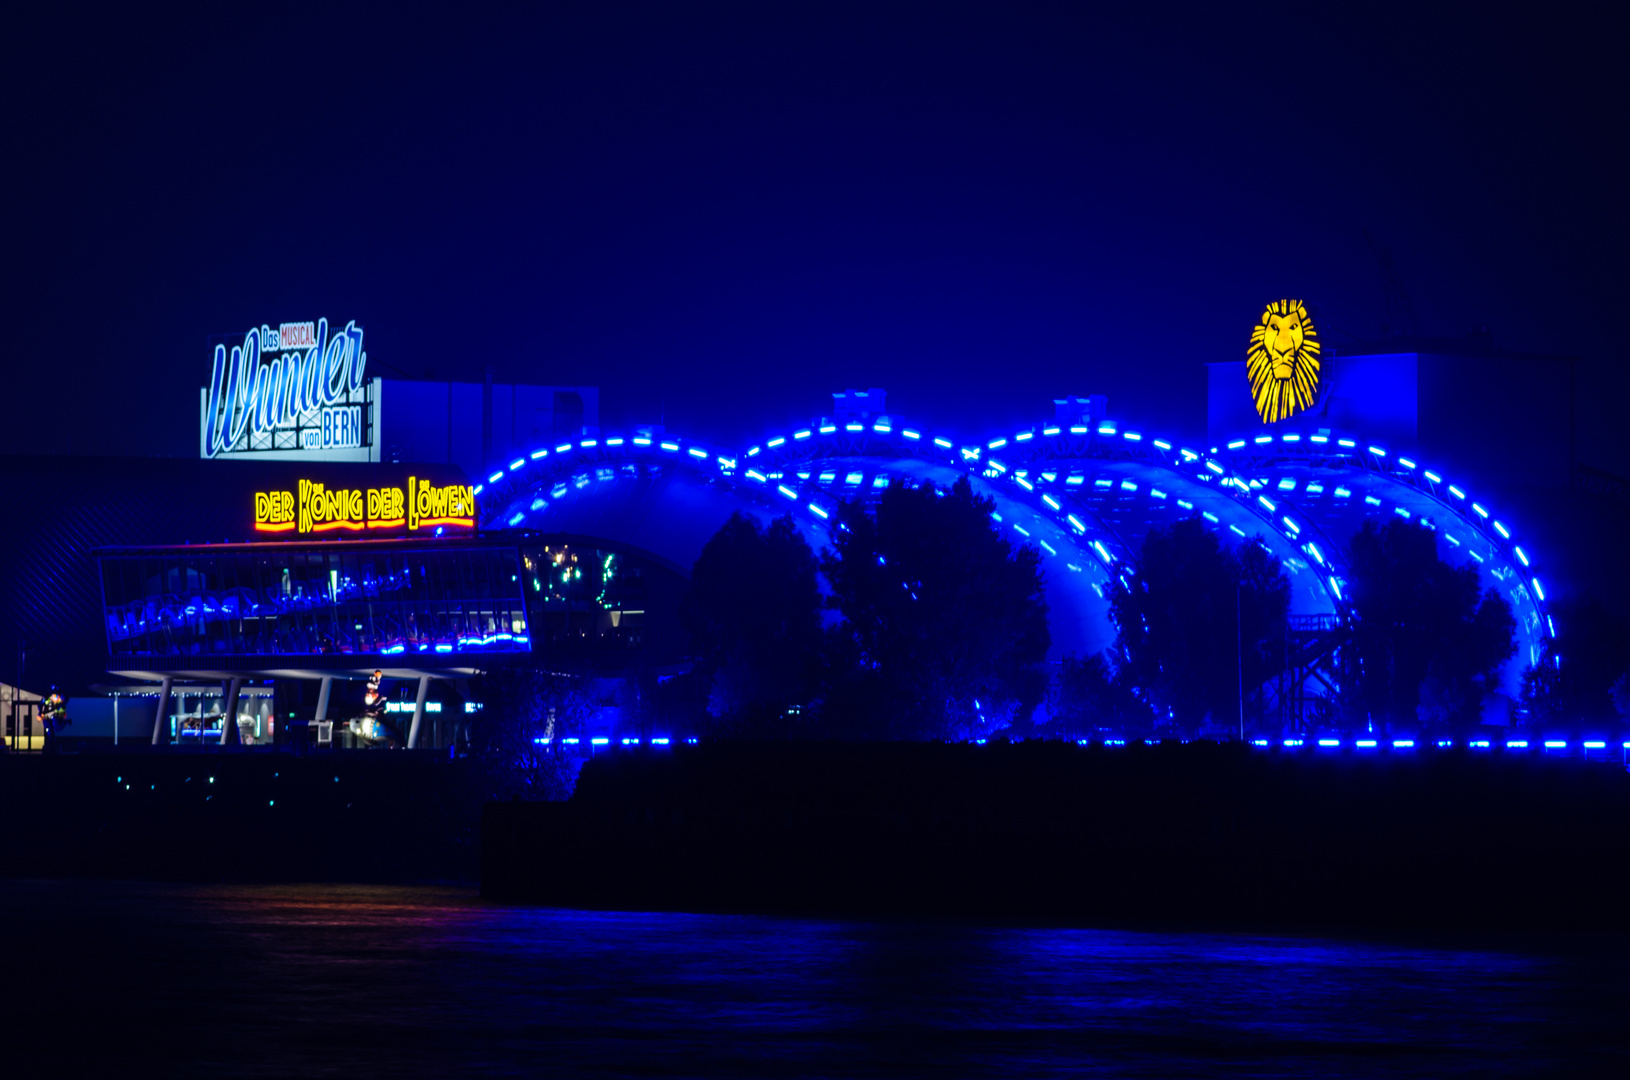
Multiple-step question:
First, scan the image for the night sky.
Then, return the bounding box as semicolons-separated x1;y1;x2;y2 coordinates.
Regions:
7;5;1626;473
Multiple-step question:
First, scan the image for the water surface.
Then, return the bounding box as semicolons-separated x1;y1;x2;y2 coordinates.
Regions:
4;880;1625;1077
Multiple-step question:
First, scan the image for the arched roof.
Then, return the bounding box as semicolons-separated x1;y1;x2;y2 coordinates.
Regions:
466;411;1553;690
1213;431;1552;691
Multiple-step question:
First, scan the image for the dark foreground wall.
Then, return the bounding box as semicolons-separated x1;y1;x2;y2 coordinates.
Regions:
484;742;1630;932
1;752;480;883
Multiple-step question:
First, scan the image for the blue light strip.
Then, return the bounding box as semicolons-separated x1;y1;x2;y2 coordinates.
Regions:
485;413;1548;664
1213;430;1552;641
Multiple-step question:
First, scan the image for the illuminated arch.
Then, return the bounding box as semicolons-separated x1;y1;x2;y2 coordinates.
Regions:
475;431;832;573
466;411;1554;702
742;414;1350;661
736;418;1117;657
962;417;1351;622
1214;431;1552;693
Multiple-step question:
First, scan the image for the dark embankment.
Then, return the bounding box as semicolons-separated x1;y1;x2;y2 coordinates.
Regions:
483;741;1630;932
1;752;479;883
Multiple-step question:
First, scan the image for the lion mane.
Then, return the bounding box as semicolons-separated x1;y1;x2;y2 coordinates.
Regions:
1247;299;1321;424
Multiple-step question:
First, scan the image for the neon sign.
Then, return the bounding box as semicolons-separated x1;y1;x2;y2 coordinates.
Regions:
201;318;378;460
254;477;476;535
1247;300;1321;424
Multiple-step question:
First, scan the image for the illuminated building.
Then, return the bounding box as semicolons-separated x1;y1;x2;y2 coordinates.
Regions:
0;312;1607;749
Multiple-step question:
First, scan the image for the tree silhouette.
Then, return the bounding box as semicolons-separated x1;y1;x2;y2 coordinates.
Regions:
1345;518;1514;734
1110;515;1290;734
1521;598;1630;732
822;476;1049;740
470;668;592;800
1052;651;1152;739
681;512;824;734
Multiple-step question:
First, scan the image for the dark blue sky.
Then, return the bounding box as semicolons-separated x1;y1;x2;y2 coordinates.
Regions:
7;4;1626;471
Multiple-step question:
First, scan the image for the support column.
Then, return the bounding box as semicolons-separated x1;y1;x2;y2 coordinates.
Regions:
220;678;243;747
113;695;119;746
313;675;334;750
407;675;430;749
151;677;172;746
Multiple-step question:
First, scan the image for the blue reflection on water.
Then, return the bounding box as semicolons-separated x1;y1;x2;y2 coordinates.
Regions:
4;881;1626;1077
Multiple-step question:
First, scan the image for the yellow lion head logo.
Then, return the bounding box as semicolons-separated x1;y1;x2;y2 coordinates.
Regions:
1247;299;1321;423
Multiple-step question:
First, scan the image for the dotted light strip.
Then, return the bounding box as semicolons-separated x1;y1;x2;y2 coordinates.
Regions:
1216;432;1553;641
479;417;1548;650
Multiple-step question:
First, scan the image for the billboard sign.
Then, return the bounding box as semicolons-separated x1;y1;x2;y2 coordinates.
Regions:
250;467;476;539
200;318;380;461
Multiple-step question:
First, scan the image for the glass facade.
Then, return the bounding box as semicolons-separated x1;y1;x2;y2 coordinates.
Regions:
100;544;529;660
522;543;649;654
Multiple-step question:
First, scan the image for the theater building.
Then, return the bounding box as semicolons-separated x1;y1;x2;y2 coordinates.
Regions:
3;316;609;750
1;306;1614;750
